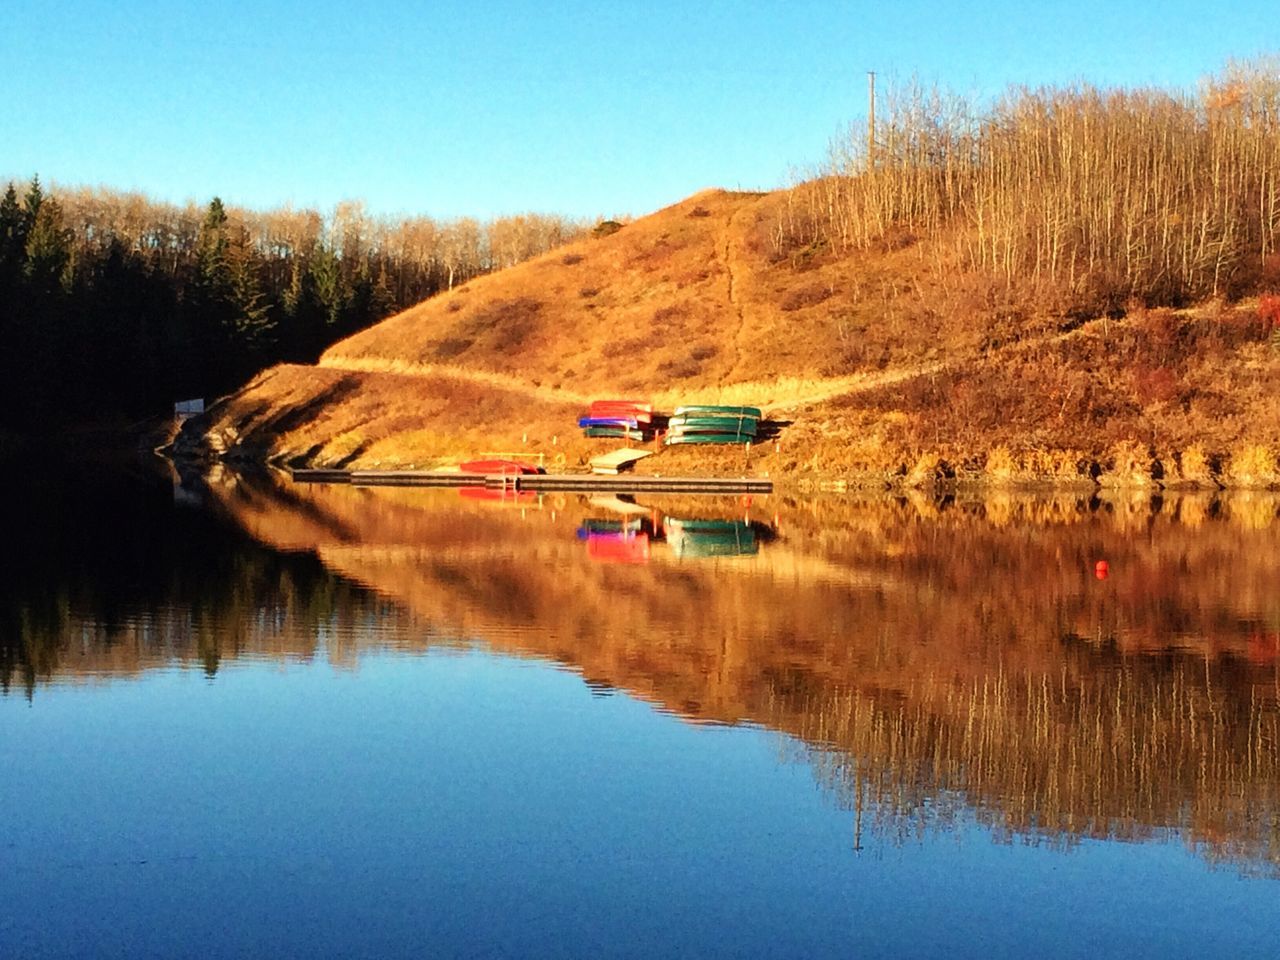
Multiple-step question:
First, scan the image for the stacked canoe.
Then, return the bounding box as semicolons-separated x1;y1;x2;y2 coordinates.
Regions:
665;405;760;445
578;399;653;441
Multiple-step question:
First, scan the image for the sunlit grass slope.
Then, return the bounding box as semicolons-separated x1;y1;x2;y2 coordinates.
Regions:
179;184;1280;486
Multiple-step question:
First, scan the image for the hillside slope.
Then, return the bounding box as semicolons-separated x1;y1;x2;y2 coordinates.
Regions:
176;187;1280;487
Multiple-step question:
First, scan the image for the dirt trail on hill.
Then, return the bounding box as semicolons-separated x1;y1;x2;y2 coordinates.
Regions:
763;317;1105;412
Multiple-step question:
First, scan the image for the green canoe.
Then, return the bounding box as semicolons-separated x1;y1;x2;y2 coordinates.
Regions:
668;417;758;434
673;404;763;419
664;433;753;446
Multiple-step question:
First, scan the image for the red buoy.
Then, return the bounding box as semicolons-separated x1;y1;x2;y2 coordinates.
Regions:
1095;560;1110;580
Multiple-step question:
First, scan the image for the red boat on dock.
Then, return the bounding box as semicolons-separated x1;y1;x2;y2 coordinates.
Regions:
459;458;545;475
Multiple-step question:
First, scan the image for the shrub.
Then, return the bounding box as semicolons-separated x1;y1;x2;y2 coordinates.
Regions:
434;337;473;359
690;344;718;361
656;358;701;379
561;252;584;266
1259;293;1280;333
780;284;833;312
652;303;689;326
1133;365;1179;406
1225;444;1280;487
592;220;623;239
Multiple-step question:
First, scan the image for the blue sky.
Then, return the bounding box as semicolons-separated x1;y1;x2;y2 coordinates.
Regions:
2;1;1277;219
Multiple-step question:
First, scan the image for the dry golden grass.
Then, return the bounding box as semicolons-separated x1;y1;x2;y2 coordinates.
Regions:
178;184;1280;487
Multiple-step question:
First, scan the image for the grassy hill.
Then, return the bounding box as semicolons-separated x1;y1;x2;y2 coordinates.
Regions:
175;182;1280;487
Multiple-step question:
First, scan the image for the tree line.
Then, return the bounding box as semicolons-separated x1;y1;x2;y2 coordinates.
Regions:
772;56;1280;314
0;179;585;432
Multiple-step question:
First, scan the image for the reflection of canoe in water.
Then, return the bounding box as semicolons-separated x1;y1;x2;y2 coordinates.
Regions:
459;487;539;504
586;531;650;564
459;459;545;475
576;519;651;563
664;518;758;557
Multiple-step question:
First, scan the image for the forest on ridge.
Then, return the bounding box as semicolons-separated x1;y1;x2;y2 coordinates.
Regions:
0;178;585;434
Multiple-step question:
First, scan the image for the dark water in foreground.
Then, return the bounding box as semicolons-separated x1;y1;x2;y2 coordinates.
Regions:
2;466;1280;959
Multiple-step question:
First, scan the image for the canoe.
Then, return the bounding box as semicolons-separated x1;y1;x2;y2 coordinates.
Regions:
588;400;653;423
666;430;756;442
583;426;648;440
459;458;544;474
664;433;753;446
590;399;652;414
667;416;758;432
578;416;642;429
673;404;762;419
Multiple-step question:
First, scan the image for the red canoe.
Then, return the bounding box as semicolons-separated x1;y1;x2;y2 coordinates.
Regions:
588;399;653;423
459;458;545;475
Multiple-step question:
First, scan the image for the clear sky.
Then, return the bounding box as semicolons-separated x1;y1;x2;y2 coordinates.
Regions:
2;1;1278;220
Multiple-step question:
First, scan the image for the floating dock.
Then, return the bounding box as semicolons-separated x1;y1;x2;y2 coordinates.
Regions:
291;469;771;494
589;447;654;475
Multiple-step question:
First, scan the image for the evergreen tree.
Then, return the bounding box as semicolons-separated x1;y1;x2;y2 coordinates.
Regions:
227;224;276;357
24;196;71;294
194;197;233;304
22;175;43;235
0;183;24;272
308;243;345;330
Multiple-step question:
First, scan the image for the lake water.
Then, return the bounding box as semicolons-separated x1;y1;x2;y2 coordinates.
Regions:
3;465;1280;959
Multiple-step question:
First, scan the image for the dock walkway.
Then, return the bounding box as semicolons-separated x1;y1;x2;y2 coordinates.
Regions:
292;469;771;494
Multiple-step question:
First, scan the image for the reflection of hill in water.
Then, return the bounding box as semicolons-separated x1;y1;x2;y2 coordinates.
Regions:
6;468;1280;872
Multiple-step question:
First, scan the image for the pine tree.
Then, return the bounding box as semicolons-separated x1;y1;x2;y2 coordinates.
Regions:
194;197;233;303
24;196;71;294
0;183;24;271
22;175;43;233
227;224;276;355
308;243;345;329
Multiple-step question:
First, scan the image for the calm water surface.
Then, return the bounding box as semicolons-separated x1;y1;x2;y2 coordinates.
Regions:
2;466;1279;959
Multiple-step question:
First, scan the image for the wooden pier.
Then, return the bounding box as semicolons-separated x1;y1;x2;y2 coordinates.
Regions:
291;469;771;494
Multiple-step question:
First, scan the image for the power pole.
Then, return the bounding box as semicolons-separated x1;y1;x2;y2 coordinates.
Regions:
867;71;876;171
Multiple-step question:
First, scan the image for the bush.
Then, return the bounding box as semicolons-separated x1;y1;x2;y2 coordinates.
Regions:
780;284;833;312
1259;293;1280;333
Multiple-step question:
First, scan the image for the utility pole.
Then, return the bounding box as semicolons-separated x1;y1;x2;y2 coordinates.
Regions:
867;70;876;171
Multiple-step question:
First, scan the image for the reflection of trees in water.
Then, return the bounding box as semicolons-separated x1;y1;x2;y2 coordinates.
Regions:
0;564;382;696
6;471;1280;873
0;468;379;696
782;648;1280;874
